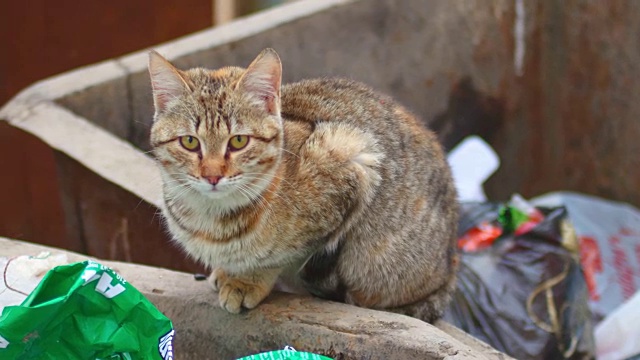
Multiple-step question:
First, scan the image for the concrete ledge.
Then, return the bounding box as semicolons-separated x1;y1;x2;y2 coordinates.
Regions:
1;237;509;359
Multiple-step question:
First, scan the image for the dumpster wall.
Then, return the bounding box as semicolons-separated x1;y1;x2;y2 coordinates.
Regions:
485;1;640;207
2;0;639;268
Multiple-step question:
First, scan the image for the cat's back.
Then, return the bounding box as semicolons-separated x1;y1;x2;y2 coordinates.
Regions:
281;77;458;316
281;77;443;162
282;77;407;128
280;77;456;241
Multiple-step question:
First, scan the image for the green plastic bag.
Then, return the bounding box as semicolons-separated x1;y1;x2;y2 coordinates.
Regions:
237;347;332;360
0;261;174;360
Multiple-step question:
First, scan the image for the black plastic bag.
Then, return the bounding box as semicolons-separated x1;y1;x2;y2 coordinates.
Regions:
444;206;595;359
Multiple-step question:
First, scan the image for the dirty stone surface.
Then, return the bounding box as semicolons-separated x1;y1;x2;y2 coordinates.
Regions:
0;237;510;360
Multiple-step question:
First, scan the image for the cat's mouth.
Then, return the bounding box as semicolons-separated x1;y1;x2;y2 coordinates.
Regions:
199;185;232;200
186;178;230;197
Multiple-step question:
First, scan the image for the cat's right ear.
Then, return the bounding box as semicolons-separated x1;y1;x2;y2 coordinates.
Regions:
148;51;191;114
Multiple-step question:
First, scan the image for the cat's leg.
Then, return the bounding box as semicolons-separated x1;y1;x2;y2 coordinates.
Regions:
209;267;281;314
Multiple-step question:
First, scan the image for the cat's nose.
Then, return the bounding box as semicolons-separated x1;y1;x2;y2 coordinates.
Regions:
204;175;222;185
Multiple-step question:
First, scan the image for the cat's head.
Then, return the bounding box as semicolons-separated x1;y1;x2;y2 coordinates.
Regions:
148;49;283;206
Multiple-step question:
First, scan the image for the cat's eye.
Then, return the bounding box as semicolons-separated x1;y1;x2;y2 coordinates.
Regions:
228;135;249;151
179;136;200;151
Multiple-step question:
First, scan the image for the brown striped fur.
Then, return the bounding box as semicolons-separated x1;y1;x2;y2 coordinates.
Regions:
148;49;459;322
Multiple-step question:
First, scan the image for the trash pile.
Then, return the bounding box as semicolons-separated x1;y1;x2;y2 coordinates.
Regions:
445;137;640;360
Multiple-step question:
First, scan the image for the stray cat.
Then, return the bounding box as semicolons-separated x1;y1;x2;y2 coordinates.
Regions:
148;48;459;323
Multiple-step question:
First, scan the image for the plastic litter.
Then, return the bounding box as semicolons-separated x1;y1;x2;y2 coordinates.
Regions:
0;260;174;359
595;290;640;360
446;200;595;359
237;346;332;360
447;135;500;202
532;192;640;322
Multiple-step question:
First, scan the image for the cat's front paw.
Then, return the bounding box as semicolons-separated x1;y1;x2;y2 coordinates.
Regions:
218;278;271;314
208;268;280;314
208;268;228;292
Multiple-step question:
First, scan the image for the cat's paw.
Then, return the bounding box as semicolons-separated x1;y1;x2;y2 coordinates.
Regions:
218;278;271;314
208;268;228;292
208;268;280;313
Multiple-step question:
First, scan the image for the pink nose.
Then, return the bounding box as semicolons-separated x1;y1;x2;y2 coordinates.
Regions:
204;175;222;185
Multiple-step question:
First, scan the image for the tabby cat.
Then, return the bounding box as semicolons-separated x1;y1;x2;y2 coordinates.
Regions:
148;48;459;322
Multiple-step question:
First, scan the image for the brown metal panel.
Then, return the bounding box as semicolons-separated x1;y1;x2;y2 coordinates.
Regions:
53;152;204;273
485;1;640;206
0;0;212;261
0;0;213;105
0;123;68;247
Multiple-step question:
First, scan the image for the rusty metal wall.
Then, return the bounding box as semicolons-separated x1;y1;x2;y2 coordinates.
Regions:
4;0;640;272
485;1;640;206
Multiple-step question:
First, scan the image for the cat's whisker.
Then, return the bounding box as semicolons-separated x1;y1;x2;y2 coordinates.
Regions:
234;186;254;210
134;197;146;211
238;183;274;211
235;185;273;222
279;147;300;159
241;183;280;219
241;179;283;200
164;183;194;200
162;178;189;185
242;173;295;188
238;185;275;223
235;185;263;213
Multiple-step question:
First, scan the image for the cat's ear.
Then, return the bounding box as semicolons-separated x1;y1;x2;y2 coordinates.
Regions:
237;48;282;116
148;50;192;114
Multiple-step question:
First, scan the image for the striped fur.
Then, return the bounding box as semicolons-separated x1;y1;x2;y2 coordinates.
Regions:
148;49;458;321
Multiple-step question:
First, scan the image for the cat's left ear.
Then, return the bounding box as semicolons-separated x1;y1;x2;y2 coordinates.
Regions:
238;48;282;116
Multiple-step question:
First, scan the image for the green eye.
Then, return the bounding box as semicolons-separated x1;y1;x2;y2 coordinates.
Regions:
179;136;200;151
228;135;249;151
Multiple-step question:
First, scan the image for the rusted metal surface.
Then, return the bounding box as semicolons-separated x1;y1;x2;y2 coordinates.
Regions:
0;123;68;248
53;153;203;273
3;0;640;273
0;124;201;273
430;77;506;151
486;1;640;206
0;0;213;105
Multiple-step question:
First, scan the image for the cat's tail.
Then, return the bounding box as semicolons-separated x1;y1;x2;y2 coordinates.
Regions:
386;267;458;324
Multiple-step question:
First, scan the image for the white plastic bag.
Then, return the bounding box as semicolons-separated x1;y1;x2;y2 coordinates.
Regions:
533;192;640;321
595;290;640;360
532;192;640;360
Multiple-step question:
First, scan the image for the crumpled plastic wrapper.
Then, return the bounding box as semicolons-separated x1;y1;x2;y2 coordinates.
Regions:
237;346;332;360
0;260;174;360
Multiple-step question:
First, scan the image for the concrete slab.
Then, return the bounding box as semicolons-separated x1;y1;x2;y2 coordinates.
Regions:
0;237;510;360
